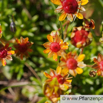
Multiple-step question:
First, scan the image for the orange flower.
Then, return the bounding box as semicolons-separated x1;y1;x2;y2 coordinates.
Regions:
0;43;15;66
44;66;72;91
14;37;33;59
59;52;86;76
93;54;103;77
51;0;89;21
43;33;68;61
44;67;72;103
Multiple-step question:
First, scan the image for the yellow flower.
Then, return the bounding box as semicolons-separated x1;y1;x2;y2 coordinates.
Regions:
0;43;15;66
43;33;68;61
59;52;86;76
51;0;89;21
14;37;33;59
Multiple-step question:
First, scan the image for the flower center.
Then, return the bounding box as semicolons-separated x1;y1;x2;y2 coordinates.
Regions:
18;44;28;53
72;29;89;45
55;74;64;84
99;61;103;71
66;58;77;70
62;0;78;14
50;42;60;52
0;49;7;58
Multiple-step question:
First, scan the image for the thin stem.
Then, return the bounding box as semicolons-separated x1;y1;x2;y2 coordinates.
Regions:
64;22;69;40
25;63;41;81
0;83;38;93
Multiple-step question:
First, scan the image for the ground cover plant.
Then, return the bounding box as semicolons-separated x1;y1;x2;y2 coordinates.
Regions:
0;0;103;103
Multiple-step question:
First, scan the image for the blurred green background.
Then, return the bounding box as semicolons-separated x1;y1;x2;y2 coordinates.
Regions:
0;0;103;103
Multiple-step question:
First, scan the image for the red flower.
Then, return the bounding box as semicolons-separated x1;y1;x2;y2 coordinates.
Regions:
71;26;93;48
0;44;14;66
14;37;33;59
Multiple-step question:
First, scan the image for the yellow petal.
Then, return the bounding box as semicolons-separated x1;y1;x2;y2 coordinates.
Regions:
53;52;57;60
65;80;72;83
47;35;53;42
44;72;52;78
61;68;69;76
16;38;20;44
2;59;6;66
60;43;68;50
76;67;83;74
76;13;83;19
60;84;69;91
56;66;61;74
81;0;89;5
59;12;67;21
77;54;85;62
8;50;15;55
43;49;50;53
51;0;61;5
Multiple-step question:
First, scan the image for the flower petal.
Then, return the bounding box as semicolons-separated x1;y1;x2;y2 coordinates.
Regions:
48;51;53;58
60;43;68;50
53;52;57;61
61;68;69;76
8;50;15;55
59;12;67;21
76;67;83;74
56;66;61;74
67;14;73;22
69;69;76;77
51;0;61;5
76;13;83;19
77;54;85;62
47;35;53;42
24;37;29;43
44;72;52;78
78;62;86;68
81;0;89;5
55;5;62;13
43;42;51;48
2;59;6;66
43;49;50;54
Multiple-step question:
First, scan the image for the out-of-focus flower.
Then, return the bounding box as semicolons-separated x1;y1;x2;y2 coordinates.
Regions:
44;66;72;90
89;70;96;77
93;54;103;77
43;33;68;61
0;43;15;66
44;81;62;103
71;26;93;48
51;0;88;21
0;25;2;38
59;52;86;76
14;37;33;59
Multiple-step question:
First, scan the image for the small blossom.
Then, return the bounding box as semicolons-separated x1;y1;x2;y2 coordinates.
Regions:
14;37;33;59
43;33;68;61
44;67;72;103
71;26;93;48
51;0;89;21
93;54;103;77
44;66;72;91
44;81;62;103
0;43;15;66
59;52;86;76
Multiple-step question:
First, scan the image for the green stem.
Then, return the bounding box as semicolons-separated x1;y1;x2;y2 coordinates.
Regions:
0;83;39;93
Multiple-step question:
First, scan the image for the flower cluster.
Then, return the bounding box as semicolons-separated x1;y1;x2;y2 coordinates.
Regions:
43;0;103;102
